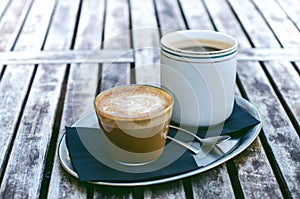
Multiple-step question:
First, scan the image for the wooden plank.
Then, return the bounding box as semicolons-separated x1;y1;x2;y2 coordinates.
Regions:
1;48;300;65
236;60;299;198
0;0;35;172
204;0;288;198
0;0;11;19
190;165;235;198
93;0;132;197
130;0;160;85
252;0;300;126
0;0;80;198
181;0;284;197
178;0;213;30
261;60;300;126
154;0;186;35
275;0;300;30
155;0;236;198
144;181;186;198
252;0;300;47
228;0;300;198
94;187;133;199
128;21;192;199
99;0;131;91
130;0;187;197
179;0;237;197
0;0;33;81
233;135;284;198
232;1;299;125
47;0;105;196
0;0;34;51
0;49;134;65
237;48;300;62
0;0;56;194
0;66;34;177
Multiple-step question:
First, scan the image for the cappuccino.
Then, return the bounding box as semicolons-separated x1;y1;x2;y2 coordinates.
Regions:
94;85;173;165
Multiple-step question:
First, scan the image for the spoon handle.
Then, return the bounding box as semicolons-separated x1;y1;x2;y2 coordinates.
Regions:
169;125;201;140
166;136;199;154
169;125;231;144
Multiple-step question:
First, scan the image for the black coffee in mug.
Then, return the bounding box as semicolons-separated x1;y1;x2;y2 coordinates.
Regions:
172;39;231;53
180;45;221;52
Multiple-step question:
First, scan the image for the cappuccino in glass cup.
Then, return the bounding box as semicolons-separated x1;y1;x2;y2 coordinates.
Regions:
161;30;238;127
94;85;173;165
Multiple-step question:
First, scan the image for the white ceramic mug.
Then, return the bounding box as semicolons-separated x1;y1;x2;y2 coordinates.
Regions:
160;30;238;127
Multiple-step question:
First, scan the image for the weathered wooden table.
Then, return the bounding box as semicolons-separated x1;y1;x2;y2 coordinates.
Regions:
0;0;299;198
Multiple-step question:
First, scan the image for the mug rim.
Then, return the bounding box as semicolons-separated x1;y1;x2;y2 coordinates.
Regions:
161;30;238;57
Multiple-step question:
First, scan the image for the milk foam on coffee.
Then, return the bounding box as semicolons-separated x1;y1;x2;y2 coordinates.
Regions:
96;85;172;119
95;85;173;137
99;91;169;119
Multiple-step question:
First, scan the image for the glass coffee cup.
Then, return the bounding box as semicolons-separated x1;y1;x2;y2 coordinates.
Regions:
94;85;173;166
